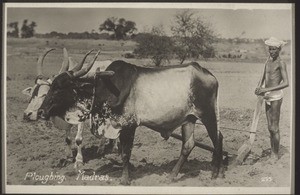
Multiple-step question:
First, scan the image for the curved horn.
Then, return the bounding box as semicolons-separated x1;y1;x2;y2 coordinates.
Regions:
73;50;101;78
37;48;56;76
96;69;115;77
58;48;69;74
68;57;78;70
70;49;95;72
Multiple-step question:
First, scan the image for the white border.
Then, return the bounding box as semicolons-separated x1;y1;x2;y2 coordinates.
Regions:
3;3;8;194
6;186;291;194
5;2;292;10
3;3;294;194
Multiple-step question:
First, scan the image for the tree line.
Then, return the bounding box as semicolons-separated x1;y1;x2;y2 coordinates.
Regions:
7;10;218;66
7;17;137;40
7;20;36;38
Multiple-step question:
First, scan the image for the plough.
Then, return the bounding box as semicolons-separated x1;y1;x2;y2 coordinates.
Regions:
169;96;264;165
170;133;228;156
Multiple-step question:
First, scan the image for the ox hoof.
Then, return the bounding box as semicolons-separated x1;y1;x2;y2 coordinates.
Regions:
120;178;131;186
112;147;119;154
74;161;84;170
211;171;219;179
166;174;176;183
218;166;226;178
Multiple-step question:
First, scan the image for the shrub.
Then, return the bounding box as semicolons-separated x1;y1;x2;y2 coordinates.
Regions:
134;28;174;66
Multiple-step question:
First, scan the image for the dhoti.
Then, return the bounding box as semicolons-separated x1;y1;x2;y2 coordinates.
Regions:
263;90;283;105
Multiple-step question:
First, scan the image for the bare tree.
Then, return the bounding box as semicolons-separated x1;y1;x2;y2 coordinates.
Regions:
171;10;216;64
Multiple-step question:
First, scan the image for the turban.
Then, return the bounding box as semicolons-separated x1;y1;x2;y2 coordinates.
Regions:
265;37;287;48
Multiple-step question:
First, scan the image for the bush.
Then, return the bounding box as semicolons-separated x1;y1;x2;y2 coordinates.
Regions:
134;31;174;66
171;10;217;64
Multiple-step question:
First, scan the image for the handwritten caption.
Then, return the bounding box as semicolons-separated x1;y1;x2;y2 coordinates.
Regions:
24;171;111;184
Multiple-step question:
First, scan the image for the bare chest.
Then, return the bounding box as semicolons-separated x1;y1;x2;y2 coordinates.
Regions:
265;61;280;76
265;60;282;86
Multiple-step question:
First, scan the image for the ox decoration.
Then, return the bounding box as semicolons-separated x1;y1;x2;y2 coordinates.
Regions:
22;48;116;169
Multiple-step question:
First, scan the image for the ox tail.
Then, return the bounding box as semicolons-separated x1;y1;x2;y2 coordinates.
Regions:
215;82;224;175
215;83;220;133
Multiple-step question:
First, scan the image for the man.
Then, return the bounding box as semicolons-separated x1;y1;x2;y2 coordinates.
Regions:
254;37;289;160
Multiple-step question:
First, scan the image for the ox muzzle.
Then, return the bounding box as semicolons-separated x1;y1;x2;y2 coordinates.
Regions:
38;108;51;120
23;112;34;121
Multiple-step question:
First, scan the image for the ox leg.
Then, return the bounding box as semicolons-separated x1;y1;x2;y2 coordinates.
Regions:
119;128;136;185
96;136;107;155
74;123;84;169
65;128;74;161
202;114;223;179
169;117;196;180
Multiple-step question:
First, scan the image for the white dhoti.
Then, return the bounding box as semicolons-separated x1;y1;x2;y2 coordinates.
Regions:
263;90;284;105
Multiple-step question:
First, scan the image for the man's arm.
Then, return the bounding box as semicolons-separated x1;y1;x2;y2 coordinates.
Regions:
256;60;289;95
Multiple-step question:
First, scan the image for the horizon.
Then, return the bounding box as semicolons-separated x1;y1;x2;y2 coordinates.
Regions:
5;3;293;40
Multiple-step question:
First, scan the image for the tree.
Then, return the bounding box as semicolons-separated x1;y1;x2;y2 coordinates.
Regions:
171;10;216;64
7;22;19;37
99;17;137;40
134;25;174;66
21;20;37;38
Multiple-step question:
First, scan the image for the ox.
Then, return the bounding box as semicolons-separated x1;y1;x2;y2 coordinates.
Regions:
38;57;224;185
22;48;113;168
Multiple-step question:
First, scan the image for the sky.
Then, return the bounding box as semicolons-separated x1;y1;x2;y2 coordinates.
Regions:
5;3;293;40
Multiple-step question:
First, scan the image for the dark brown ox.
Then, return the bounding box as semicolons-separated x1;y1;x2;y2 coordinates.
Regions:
39;59;224;185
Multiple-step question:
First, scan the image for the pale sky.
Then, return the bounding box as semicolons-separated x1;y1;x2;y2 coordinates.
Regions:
5;3;293;40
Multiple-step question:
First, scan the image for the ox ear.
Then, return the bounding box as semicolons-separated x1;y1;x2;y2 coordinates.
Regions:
22;87;33;96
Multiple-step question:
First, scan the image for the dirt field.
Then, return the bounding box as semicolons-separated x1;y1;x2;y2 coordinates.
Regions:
5;38;293;189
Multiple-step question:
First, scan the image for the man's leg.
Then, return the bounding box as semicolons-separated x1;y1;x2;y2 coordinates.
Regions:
265;99;282;159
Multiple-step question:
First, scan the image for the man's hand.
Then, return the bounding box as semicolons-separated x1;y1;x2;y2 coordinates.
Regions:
255;87;267;96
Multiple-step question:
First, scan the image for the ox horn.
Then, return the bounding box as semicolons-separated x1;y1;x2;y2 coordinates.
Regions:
68;57;78;70
58;48;69;73
96;68;115;77
70;49;95;72
73;50;101;78
37;48;56;76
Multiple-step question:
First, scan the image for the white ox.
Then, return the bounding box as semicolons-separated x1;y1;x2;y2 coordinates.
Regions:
22;48;112;168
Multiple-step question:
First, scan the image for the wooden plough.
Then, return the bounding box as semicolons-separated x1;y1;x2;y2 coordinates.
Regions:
234;96;264;164
170;133;228;156
169;96;264;166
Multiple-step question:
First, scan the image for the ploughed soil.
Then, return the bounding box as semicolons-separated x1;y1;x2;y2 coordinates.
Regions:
5;38;292;189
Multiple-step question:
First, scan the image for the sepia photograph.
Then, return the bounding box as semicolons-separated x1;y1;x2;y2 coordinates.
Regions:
3;2;294;194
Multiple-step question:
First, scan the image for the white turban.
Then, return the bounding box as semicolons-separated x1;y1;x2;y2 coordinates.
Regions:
265;37;287;48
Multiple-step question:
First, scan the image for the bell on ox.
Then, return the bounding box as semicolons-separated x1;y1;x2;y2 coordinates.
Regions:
97;118;121;139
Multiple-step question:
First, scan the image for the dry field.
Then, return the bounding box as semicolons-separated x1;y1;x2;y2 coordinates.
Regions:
5;38;293;189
